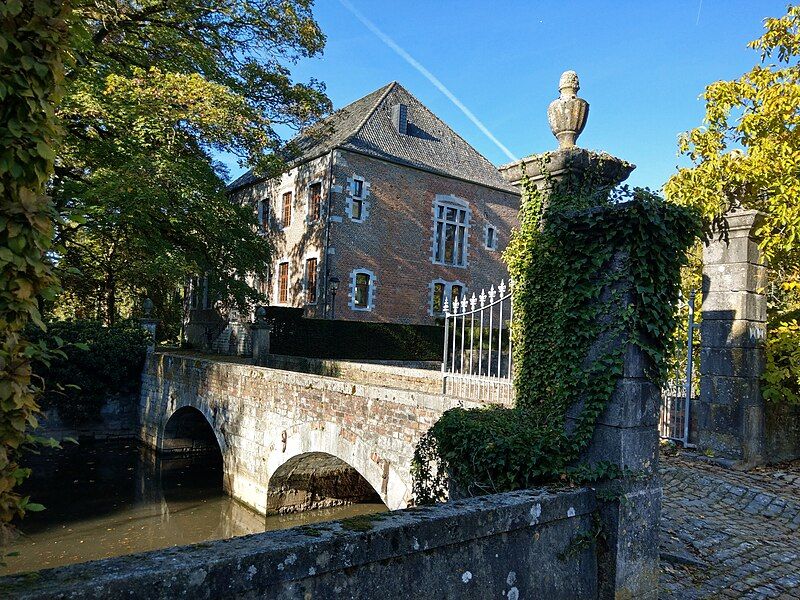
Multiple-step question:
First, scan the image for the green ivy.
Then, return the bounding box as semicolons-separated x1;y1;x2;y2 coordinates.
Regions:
0;0;70;531
412;159;701;504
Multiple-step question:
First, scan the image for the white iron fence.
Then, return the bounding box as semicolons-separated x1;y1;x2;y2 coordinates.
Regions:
659;290;698;446
441;280;514;404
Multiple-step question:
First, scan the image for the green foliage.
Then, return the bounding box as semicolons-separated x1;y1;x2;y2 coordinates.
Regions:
666;5;800;405
51;0;332;326
413;161;700;504
0;0;70;529
27;320;150;424
269;313;443;362
763;318;800;404
665;4;800;273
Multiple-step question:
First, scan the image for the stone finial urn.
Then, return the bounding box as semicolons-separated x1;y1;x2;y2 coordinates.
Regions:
547;70;589;149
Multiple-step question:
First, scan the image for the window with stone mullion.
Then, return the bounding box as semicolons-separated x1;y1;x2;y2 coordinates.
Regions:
434;202;468;266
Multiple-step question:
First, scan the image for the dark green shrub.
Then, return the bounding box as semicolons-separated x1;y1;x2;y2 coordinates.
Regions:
29;320;150;425
269;317;443;362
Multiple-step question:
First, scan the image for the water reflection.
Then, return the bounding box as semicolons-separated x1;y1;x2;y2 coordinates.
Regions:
2;441;386;575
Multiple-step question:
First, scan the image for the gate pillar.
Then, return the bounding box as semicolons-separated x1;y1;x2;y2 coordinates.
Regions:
697;210;767;465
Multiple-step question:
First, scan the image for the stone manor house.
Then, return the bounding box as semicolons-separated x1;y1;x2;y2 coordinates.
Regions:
187;82;520;349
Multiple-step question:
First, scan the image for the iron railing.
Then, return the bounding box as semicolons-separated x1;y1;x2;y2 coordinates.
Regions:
659;290;698;446
442;280;514;404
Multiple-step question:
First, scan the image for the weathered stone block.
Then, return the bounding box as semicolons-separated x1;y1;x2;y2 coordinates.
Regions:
700;319;766;349
566;379;659;428
703;235;764;266
699;376;763;407
576;424;659;474
596;480;661;600
701;291;766;322
699;347;766;378
702;262;767;293
622;342;654;379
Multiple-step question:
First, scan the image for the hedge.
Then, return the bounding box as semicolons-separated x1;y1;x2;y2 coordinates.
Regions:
266;310;443;362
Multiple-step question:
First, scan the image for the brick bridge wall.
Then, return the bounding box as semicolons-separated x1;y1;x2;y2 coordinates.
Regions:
138;352;484;513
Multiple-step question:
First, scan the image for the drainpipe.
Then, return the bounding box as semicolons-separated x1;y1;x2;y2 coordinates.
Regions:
322;149;336;319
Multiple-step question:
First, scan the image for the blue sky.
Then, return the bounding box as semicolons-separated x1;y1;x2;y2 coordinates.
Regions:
223;0;789;190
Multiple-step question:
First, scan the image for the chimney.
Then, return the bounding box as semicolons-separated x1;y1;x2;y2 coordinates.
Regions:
391;103;408;135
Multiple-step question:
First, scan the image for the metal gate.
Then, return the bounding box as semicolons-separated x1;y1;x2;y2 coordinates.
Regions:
441;280;514;404
659;290;698;446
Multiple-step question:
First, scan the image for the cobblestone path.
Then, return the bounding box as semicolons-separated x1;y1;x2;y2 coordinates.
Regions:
660;452;800;599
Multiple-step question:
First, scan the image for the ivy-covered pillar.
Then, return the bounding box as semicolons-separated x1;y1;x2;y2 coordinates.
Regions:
418;72;696;600
697;210;767;465
501;71;663;599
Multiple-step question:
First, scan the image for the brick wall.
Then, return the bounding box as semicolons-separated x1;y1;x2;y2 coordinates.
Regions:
325;149;519;324
225;148;519;327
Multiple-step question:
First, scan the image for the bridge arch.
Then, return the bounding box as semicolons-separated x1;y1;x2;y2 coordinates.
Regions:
266;452;385;514
160;405;224;456
269;421;410;511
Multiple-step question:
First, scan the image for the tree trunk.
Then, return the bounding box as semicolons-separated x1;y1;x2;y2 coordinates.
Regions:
105;270;116;326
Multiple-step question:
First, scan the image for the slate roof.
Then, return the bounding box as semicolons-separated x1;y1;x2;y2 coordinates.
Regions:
228;82;517;194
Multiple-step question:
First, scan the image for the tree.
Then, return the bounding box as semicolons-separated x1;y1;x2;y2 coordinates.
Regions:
0;0;70;533
52;0;332;327
665;4;800;404
665;4;800;273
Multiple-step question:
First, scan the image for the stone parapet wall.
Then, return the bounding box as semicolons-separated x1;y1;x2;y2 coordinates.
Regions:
0;487;597;600
265;354;444;395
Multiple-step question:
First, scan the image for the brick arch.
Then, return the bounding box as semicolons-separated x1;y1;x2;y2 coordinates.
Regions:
267;420;410;510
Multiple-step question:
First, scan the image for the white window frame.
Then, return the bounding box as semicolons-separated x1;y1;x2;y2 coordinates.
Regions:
346;175;370;222
306;179;323;222
349;268;376;312
274;258;290;306
431;194;471;268
429;279;467;316
303;253;320;305
484;223;498;250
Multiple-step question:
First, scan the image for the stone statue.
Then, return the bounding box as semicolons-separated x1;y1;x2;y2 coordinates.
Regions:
547;70;589;149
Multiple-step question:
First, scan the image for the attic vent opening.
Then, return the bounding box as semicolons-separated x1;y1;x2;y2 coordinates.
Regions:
391;103;408;135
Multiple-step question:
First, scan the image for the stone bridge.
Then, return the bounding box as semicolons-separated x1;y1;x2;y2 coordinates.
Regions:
138;352;483;514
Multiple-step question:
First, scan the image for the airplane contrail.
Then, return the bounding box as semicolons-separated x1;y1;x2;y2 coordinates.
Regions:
337;0;518;162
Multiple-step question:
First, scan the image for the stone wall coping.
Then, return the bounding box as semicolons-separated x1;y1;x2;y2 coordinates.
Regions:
151;352;491;412
266;354;442;379
0;487;595;600
721;209;766;233
497;147;635;186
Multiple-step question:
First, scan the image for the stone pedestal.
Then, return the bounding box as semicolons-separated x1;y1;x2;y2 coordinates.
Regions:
250;321;273;366
697;210;767;465
139;318;158;353
498;147;635;193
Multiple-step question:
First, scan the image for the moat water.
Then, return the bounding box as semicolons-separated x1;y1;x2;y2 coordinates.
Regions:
2;441;387;576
